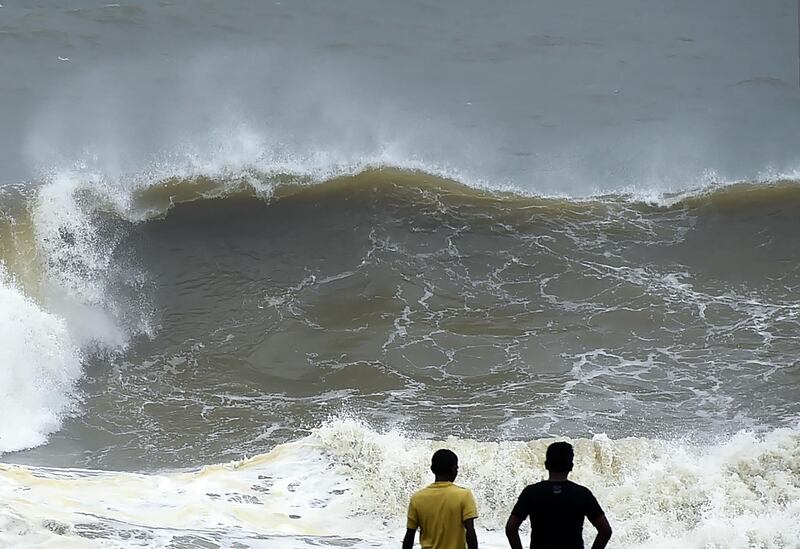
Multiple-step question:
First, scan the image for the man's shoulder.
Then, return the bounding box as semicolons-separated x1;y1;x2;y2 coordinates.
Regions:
412;483;472;497
520;480;594;495
565;480;595;495
439;483;475;501
522;480;549;492
409;485;430;500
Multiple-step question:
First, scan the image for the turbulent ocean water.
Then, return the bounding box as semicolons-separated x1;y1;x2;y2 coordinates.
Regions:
2;1;800;548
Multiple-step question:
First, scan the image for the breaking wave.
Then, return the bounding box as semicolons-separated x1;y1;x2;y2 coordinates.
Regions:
1;164;800;455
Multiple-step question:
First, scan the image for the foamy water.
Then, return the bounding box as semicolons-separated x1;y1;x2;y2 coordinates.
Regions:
0;266;81;454
1;420;798;548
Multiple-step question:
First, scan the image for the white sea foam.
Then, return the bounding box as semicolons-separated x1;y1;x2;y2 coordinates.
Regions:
0;418;797;548
0;265;82;454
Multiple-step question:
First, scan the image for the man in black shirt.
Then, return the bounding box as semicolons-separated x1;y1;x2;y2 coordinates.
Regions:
505;442;612;549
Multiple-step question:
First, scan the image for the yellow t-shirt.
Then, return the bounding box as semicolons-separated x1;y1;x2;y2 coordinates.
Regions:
406;481;479;549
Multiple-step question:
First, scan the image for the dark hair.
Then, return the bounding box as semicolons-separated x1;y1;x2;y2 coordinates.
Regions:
545;441;574;473
431;449;458;475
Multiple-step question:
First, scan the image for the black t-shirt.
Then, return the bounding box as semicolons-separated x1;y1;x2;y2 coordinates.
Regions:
511;480;604;549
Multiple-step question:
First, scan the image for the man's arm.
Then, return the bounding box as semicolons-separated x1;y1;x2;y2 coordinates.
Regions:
588;513;612;549
402;528;416;549
504;514;524;549
464;518;478;549
403;495;418;549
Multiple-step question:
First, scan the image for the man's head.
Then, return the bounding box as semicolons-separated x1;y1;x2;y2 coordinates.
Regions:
545;441;574;473
431;449;459;481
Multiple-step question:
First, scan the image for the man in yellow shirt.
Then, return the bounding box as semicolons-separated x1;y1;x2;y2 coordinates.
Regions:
402;449;479;549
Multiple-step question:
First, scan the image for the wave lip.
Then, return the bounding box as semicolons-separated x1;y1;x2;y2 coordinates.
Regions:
85;164;800;222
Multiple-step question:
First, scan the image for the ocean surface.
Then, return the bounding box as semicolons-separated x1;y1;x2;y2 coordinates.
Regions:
2;1;800;547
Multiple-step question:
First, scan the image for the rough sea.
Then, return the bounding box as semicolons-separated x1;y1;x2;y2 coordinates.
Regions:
1;1;800;547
